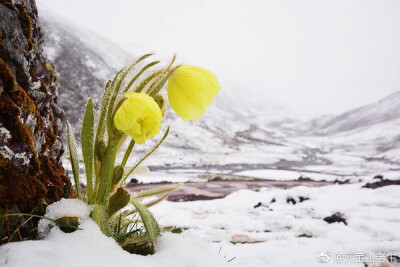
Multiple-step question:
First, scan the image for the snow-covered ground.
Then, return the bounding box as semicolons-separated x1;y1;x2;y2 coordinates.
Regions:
2;182;399;266
0;199;233;267
153;183;400;267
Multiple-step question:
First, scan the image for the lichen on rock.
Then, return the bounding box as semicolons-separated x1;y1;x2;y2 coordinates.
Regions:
0;0;70;240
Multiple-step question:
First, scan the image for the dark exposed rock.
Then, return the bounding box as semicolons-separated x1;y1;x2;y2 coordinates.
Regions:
210;176;223;181
129;178;139;184
373;175;384;180
323;212;347;225
298;196;309;202
285;196;309;205
0;0;70;236
254;202;262;208
286;197;297;205
362;178;400;189
333;179;350;184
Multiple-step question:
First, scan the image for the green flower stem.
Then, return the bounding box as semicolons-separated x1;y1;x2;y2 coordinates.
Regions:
121;139;135;168
122;126;169;184
95;133;126;205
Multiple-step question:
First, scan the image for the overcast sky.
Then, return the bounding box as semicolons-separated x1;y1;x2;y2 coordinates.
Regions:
37;0;400;116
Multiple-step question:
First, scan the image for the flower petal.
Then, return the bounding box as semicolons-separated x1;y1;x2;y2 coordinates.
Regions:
114;92;162;145
167;65;221;122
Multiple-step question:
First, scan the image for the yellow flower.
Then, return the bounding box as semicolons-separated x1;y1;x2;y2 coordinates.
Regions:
167;65;221;122
114;92;162;144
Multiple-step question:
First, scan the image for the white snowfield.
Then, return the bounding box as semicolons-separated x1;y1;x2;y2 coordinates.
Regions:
152;184;400;267
2;184;399;267
0;199;233;267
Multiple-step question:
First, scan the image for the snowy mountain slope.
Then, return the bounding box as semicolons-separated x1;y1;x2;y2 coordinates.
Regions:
40;11;132;127
302;90;400;135
296;90;400;164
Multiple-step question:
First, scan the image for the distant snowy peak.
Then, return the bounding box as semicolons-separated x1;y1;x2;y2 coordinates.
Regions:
303;90;400;135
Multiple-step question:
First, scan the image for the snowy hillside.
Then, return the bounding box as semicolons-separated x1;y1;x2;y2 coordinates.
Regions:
41;12;132;127
293;91;400;175
303;90;400;134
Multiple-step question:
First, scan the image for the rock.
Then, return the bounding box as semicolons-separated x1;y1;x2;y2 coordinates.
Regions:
0;0;70;233
231;234;255;244
286;197;296;205
373;175;384;180
323;212;347;225
363;178;400;189
210;176;223;181
254;202;262;208
298;196;309;202
129;178;139;184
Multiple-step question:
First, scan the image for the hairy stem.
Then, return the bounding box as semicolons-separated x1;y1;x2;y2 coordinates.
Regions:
121;139;135;168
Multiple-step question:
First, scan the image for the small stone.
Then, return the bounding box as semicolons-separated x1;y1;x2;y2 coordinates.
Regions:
231;234;255;244
323;212;347;225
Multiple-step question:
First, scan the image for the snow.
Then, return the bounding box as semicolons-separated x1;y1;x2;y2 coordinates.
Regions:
0;199;232;267
151;184;400;266
0;221;232;267
2;178;399;267
38;199;93;238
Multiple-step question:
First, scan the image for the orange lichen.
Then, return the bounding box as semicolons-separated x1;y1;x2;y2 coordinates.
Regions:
38;154;71;202
16;4;33;51
0;60;16;92
0;62;70;212
0;0;17;11
40;80;48;94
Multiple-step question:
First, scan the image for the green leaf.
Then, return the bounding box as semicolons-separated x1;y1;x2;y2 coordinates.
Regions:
3;213;81;231
130;198;160;246
134;69;164;93
121;193;169;219
133;184;183;199
143;194;168;208
123;60;160;93
94;80;112;189
95;79;112;145
122;126;170;183
81;98;94;202
66;120;81;199
121;139;135;168
107;187;131;217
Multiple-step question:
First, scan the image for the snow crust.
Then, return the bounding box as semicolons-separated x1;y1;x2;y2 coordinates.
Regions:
1;200;232;267
153;184;400;266
38;198;92;238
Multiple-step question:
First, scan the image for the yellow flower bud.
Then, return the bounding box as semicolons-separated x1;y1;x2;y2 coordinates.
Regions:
167;65;221;122
114;92;162;145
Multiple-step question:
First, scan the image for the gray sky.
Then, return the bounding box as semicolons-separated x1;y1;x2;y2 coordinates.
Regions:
38;0;400;116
